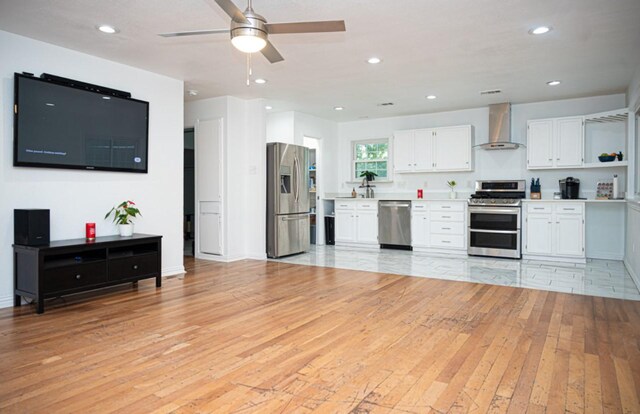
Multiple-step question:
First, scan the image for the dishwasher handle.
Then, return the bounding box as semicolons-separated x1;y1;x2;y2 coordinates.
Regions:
379;202;411;208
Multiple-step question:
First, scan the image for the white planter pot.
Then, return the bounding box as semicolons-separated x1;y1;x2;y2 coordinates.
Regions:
449;191;457;199
118;224;134;237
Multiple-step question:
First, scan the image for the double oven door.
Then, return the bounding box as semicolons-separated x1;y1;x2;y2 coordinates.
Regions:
468;206;521;259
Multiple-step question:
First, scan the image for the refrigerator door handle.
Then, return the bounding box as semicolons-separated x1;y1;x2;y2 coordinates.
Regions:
294;155;300;203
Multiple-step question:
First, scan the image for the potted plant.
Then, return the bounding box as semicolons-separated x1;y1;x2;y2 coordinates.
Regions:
105;200;141;237
359;171;377;198
447;180;457;199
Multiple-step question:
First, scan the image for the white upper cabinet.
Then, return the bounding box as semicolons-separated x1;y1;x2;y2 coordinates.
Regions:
394;125;472;173
527;116;583;169
527;120;554;168
433;125;472;171
393;130;416;172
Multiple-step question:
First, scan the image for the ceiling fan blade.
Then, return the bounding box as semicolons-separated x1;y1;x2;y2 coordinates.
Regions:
265;20;346;35
261;41;284;63
213;0;248;23
158;29;230;37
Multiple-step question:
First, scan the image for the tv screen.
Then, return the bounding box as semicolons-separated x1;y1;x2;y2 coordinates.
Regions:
14;73;149;173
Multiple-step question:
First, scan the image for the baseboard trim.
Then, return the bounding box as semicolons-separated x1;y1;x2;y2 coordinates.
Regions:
246;253;267;261
624;259;640;291
523;254;586;264
587;252;624;261
0;295;14;309
162;265;186;277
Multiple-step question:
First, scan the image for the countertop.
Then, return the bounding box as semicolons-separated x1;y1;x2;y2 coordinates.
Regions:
325;197;468;202
522;198;626;203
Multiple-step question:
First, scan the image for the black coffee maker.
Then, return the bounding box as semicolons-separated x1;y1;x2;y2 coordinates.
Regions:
559;177;580;199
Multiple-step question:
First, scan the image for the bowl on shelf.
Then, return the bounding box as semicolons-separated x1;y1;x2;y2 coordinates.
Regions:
598;155;616;162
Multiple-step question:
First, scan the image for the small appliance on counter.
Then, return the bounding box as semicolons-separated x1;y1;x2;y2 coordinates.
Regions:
559;177;581;199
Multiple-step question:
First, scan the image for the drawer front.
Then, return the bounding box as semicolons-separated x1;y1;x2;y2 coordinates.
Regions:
430;221;465;235
335;201;356;211
430;234;465;249
431;211;464;222
356;201;378;211
555;203;584;215
109;253;159;281
44;262;107;293
526;204;552;214
430;202;464;212
412;202;429;211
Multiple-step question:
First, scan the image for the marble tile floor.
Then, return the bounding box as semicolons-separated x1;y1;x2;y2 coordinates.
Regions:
272;245;640;301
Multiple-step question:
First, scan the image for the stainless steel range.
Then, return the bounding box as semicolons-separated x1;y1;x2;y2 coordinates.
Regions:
468;180;526;259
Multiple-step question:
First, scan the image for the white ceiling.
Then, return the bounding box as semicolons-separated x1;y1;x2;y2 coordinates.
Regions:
1;0;639;121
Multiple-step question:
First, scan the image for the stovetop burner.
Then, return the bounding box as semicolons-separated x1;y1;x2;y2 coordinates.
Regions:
469;180;526;206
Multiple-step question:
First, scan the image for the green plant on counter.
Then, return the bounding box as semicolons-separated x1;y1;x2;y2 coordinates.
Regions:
360;170;378;184
447;180;457;190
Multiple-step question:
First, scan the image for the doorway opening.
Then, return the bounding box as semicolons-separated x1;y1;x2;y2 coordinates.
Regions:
184;128;195;256
304;136;320;244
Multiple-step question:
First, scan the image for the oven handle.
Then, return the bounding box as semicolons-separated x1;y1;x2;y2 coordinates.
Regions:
468;207;520;215
469;228;519;234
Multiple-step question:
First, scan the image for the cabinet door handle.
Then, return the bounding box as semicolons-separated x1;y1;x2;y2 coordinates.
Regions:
442;216;451;218
442;240;451;243
442;227;451;230
133;265;139;270
533;207;545;210
75;274;82;280
563;208;575;211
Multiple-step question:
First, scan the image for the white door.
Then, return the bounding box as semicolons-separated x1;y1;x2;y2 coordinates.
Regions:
393;130;414;172
413;129;434;171
356;210;379;244
527;120;554;168
411;212;429;247
555;117;583;168
525;214;553;255
433;126;471;171
335;210;356;242
195;118;223;256
199;202;221;255
555;214;584;257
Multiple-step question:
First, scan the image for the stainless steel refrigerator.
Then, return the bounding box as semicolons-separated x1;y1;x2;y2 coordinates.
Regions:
266;143;310;258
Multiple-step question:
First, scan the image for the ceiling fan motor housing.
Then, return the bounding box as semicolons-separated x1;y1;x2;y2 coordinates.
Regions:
230;10;268;42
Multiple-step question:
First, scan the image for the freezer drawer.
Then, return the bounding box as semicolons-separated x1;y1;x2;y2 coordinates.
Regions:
269;213;310;258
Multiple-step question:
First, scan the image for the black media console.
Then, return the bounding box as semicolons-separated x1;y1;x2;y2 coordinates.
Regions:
13;234;162;314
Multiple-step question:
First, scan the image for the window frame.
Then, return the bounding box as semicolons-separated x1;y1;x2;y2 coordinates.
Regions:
351;138;392;182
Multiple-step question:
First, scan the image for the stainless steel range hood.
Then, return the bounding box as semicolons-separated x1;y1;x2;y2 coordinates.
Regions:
478;103;521;150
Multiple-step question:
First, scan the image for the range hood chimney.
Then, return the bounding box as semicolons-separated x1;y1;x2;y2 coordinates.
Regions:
479;103;521;150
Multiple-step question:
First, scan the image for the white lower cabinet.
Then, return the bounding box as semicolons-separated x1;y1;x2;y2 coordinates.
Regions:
411;201;466;253
335;200;378;246
524;202;585;261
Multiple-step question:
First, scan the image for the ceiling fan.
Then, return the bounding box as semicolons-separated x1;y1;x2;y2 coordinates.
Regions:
159;0;346;64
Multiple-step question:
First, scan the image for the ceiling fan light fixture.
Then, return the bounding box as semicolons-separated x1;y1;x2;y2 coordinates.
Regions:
231;27;267;53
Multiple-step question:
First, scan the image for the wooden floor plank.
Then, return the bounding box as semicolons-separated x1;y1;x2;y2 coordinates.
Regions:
0;257;638;413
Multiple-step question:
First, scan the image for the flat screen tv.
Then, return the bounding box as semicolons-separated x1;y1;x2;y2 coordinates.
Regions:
14;73;149;173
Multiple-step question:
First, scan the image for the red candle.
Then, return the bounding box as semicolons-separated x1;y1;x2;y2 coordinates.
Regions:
86;223;96;240
417;189;423;199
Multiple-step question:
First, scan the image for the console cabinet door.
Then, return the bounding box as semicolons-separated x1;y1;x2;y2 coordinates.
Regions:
525;214;553;255
527;120;554;168
411;212;429;247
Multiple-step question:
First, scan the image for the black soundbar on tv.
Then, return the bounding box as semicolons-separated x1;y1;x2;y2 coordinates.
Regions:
40;73;132;98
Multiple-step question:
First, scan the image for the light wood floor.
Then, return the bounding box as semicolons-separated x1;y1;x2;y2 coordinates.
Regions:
1;257;640;413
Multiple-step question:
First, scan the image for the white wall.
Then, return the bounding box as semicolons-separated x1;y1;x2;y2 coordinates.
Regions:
0;31;185;307
185;96;266;261
266;111;295;144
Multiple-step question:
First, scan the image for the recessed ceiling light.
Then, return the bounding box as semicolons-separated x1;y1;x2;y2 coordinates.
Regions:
529;26;551;35
102;96;111;100
97;25;118;34
334;106;344;111
426;95;437;100
254;78;267;84
546;80;561;86
367;57;381;64
377;102;394;106
187;89;198;96
265;105;273;110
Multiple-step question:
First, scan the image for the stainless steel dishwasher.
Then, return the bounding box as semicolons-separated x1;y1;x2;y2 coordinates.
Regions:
378;201;412;249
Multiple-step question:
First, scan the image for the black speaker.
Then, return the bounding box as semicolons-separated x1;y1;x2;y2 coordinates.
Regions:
14;209;50;246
